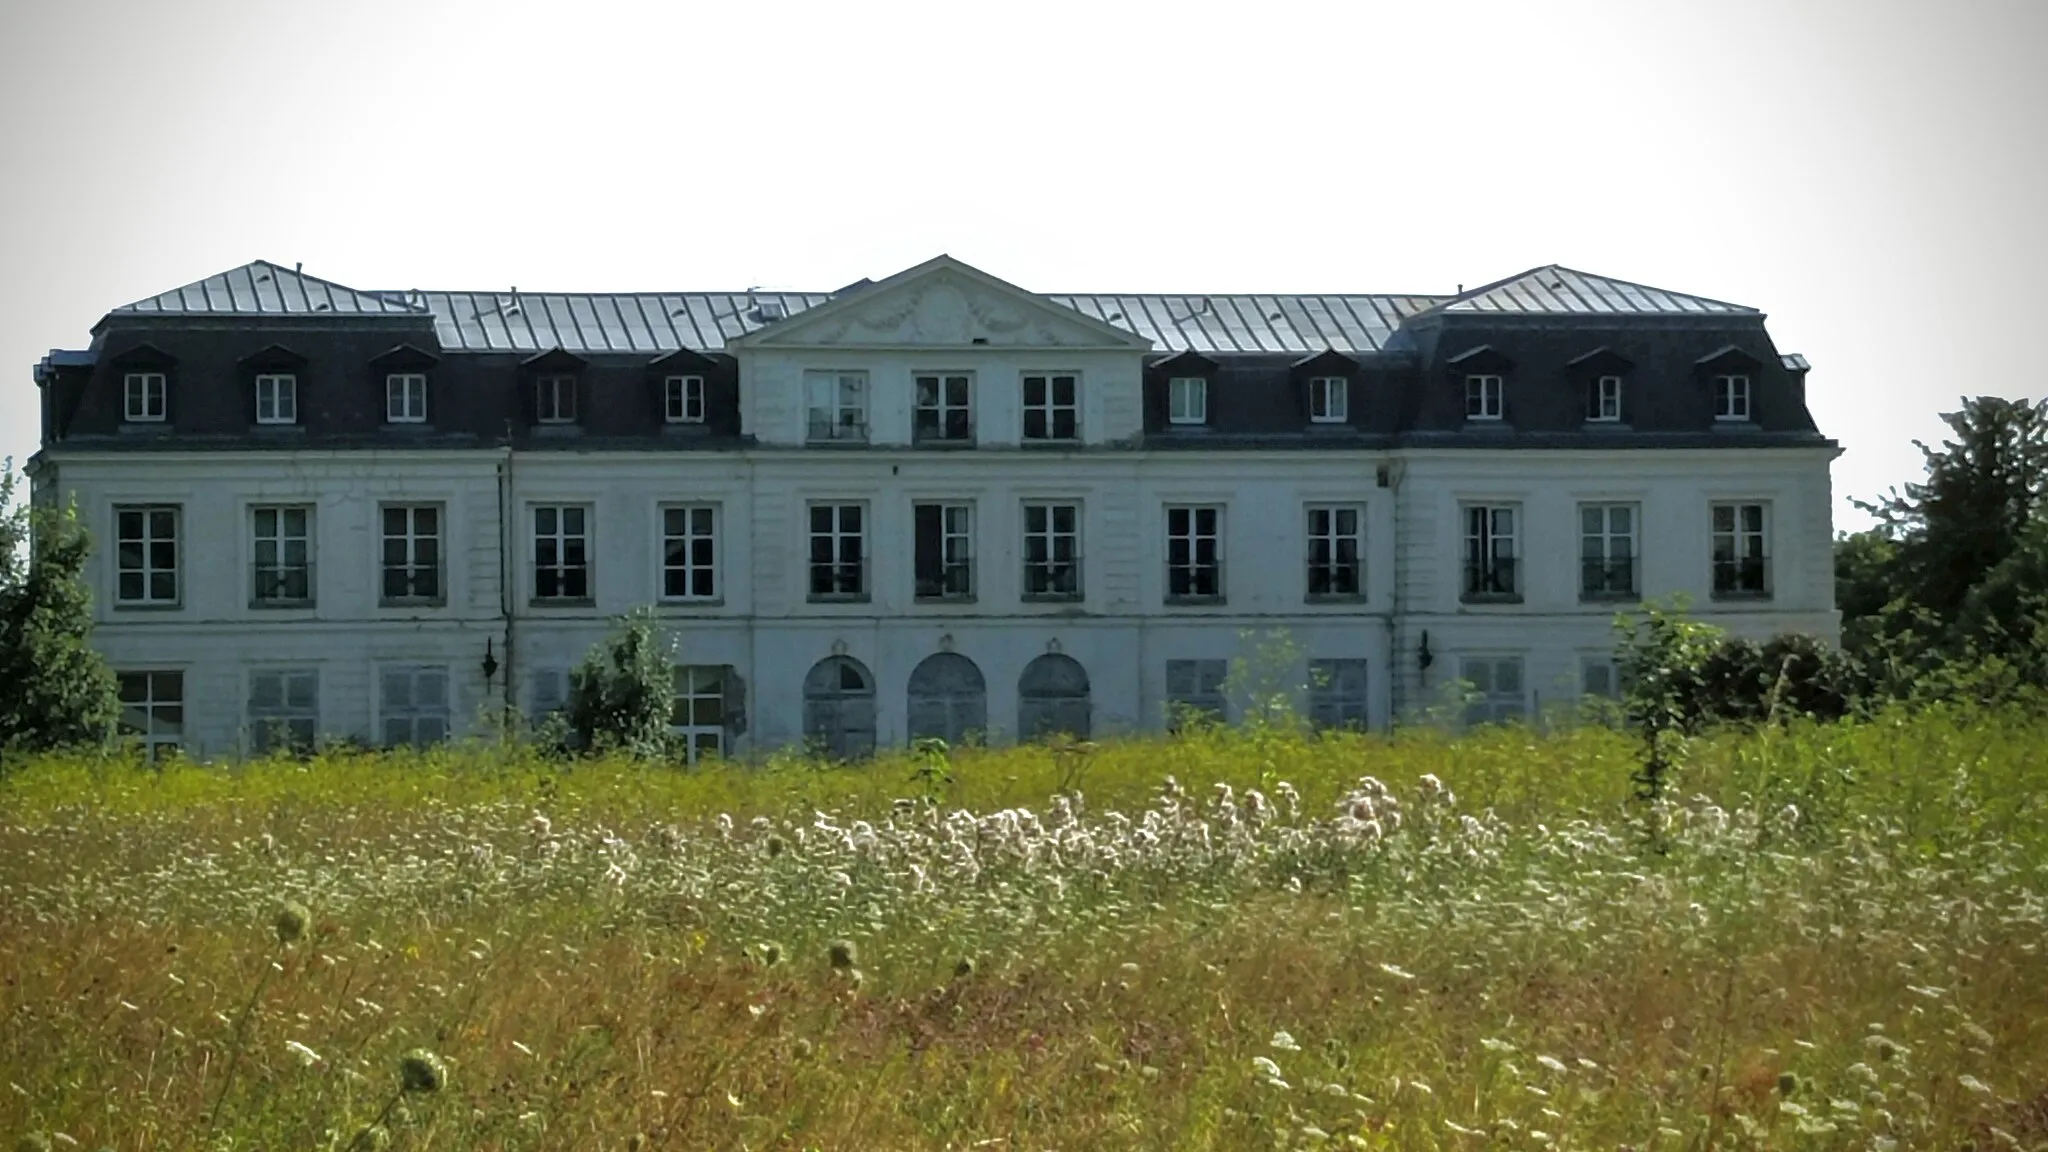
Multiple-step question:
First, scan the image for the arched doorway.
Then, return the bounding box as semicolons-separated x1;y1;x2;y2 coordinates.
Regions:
1018;653;1091;741
803;655;876;760
907;653;986;745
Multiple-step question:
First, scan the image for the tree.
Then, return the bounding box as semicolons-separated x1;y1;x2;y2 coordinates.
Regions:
0;461;120;757
563;608;674;758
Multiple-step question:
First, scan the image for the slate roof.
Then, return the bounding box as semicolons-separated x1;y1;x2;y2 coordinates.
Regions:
101;260;1759;356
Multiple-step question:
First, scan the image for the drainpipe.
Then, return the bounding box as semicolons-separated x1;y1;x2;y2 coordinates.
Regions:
1385;455;1406;729
498;423;516;718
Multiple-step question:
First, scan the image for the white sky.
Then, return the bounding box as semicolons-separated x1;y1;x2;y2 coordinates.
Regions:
4;0;2044;529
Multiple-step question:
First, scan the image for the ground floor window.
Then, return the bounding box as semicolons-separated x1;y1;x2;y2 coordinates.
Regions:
1459;656;1526;727
671;665;730;764
248;668;319;753
117;671;183;761
1018;653;1091;740
906;652;986;745
1308;658;1369;731
1165;658;1229;729
803;655;876;760
380;665;451;749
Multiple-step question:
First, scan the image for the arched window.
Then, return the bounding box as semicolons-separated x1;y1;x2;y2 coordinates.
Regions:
907;652;987;746
1018;653;1091;741
803;655;876;760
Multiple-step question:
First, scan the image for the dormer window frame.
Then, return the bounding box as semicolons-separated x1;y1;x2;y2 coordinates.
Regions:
1167;376;1208;426
386;373;429;424
1465;374;1505;421
254;372;298;426
1714;374;1752;422
535;373;579;425
1588;375;1623;423
1309;376;1349;424
665;374;707;424
124;372;168;423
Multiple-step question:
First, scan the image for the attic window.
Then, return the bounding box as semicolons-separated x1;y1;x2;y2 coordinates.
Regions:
124;372;168;423
1168;377;1207;425
665;375;706;424
536;375;578;424
1309;377;1348;423
1714;374;1751;422
1465;375;1504;421
1588;376;1622;422
255;373;298;425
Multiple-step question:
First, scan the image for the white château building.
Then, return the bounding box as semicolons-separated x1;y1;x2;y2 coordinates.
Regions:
28;255;1840;759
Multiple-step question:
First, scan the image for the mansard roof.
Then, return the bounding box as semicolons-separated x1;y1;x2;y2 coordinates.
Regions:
1418;265;1760;318
109;260;428;319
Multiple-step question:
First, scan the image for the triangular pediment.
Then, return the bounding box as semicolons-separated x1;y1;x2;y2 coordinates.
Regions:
727;255;1152;351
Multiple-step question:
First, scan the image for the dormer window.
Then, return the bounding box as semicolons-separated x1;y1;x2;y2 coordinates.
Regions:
1168;377;1207;425
124;373;167;423
535;374;578;424
1714;374;1751;421
665;374;706;424
1309;377;1348;423
255;373;298;425
387;374;428;423
1588;375;1623;422
1465;375;1504;420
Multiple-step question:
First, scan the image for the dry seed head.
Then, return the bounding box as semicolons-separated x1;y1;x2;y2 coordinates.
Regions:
954;956;976;978
827;939;857;970
399;1048;447;1094
274;900;310;945
759;941;783;967
354;1126;392;1150
1777;1071;1800;1098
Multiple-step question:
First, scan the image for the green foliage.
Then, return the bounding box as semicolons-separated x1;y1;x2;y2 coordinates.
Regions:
0;461;118;760
563;608;675;759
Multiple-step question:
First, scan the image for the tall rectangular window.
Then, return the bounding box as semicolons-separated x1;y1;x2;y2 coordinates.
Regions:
1022;373;1079;441
254;373;297;425
380;665;451;749
1578;503;1638;600
1022;501;1081;600
914;374;973;443
386;373;428;423
805;371;869;442
1581;655;1621;701
665;375;706;424
1308;659;1369;731
1714;374;1751;421
124;372;167;422
532;504;592;602
248;668;319;754
380;504;442;604
1465;374;1503;420
670;665;727;764
1165;505;1224;602
1309;376;1348;423
1165;658;1228;728
115;505;180;606
1461;504;1519;599
807;503;867;599
251;504;313;606
117;671;183;761
1306;504;1364;599
1459;656;1526;727
1588;375;1622;422
528;667;570;728
1711;501;1771;596
659;504;718;601
1168;377;1207;425
913;502;974;600
535;375;577;424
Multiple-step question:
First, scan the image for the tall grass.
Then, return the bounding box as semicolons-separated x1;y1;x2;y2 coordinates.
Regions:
3;704;2045;1149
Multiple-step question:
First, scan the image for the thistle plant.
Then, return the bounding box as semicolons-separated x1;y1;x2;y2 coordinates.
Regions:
345;1050;446;1152
205;899;312;1131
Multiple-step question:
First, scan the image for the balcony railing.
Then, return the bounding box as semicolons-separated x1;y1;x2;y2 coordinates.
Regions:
252;563;313;607
1461;558;1519;600
914;561;974;600
807;558;870;601
1579;558;1638;600
807;418;869;444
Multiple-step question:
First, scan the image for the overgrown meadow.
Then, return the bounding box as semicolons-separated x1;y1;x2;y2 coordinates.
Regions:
4;708;2047;1150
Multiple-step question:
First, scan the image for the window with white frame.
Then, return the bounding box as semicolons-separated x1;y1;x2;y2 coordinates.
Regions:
1168;377;1207;425
1310;376;1348;423
1309;658;1369;731
670;665;728;764
1306;504;1364;598
659;504;718;601
1022;373;1079;441
1588;375;1623;422
1461;504;1519;599
805;370;868;442
117;671;183;761
386;373;428;423
1165;658;1228;728
380;504;442;603
807;502;867;599
532;504;592;601
379;665;451;749
115;505;180;606
251;504;313;606
247;668;319;753
1022;500;1082;600
1459;656;1526;726
1711;501;1771;596
1714;374;1751;421
124;372;167;422
913;501;974;600
1578;503;1638;600
255;373;297;424
913;374;973;442
535;374;577;424
1465;374;1504;420
665;374;706;424
1165;505;1223;601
